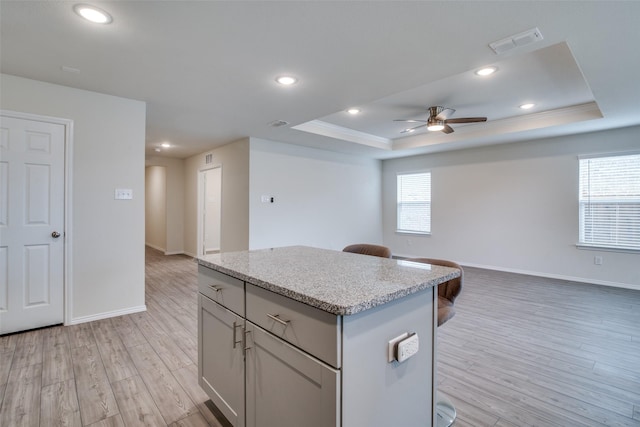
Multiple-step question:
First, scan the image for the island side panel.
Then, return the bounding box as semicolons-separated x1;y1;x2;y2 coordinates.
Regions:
341;287;436;427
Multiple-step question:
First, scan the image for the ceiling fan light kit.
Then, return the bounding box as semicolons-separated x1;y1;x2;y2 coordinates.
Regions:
427;119;445;132
395;105;487;135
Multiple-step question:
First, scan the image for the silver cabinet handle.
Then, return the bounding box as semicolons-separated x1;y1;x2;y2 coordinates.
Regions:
243;329;252;352
51;231;61;238
208;284;222;292
267;313;290;327
232;321;243;349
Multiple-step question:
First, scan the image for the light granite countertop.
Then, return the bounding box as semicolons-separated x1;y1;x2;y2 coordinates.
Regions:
197;246;460;316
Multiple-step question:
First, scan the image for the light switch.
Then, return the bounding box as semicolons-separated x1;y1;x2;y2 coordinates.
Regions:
115;189;133;200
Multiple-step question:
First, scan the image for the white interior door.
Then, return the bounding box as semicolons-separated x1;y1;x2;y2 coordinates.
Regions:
0;115;65;335
203;167;221;254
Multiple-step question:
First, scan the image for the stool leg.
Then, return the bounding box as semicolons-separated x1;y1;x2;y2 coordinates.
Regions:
436;395;456;427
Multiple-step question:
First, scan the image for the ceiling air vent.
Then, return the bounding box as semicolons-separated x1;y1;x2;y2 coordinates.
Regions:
489;27;543;55
205;153;213;164
269;120;289;128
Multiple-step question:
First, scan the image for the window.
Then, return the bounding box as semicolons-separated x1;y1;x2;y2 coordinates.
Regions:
579;153;640;251
397;172;431;234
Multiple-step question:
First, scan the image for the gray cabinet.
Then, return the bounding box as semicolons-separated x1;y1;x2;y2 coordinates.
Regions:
198;295;245;427
245;323;340;427
198;265;246;427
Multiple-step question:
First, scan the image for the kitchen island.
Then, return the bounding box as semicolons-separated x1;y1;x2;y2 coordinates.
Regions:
197;246;460;427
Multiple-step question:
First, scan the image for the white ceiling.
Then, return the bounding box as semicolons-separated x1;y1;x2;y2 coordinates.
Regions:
1;1;639;160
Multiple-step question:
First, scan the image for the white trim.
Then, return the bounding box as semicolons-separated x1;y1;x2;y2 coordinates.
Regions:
145;242;166;253
164;250;185;256
578;149;640;160
576;244;639;254
292;120;392;150
66;305;147;325
0;110;74;327
392;253;639;291
462;262;639;291
145;243;185;256
197;164;223;258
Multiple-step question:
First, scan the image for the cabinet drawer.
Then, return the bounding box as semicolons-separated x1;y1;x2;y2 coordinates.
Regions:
246;284;340;368
198;265;244;316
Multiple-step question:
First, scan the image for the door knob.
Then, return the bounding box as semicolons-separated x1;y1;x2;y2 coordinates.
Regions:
51;231;61;238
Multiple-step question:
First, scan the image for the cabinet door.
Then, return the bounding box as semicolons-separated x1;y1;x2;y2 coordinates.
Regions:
245;323;340;427
199;294;245;427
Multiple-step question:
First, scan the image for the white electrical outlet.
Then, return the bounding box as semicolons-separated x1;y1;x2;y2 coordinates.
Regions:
387;332;409;362
396;333;419;363
594;256;603;265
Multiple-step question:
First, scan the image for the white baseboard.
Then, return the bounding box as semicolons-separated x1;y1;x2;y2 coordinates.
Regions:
462;262;639;291
145;243;166;252
393;253;638;291
145;243;186;256
66;305;147;326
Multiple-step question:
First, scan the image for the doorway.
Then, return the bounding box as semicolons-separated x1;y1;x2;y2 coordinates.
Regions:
198;167;222;256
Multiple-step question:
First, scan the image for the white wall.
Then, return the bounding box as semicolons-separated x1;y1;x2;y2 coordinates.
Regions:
145;156;185;255
249;138;383;251
382;126;640;289
1;74;146;322
145;166;167;252
184;139;250;256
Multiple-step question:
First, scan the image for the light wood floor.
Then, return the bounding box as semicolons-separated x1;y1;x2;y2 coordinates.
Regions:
1;247;639;426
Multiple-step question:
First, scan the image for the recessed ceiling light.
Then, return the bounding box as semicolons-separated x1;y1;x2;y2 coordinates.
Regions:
475;66;498;76
161;142;171;148
154;148;161;152
275;75;298;85
346;108;361;115
519;103;535;110
73;4;113;24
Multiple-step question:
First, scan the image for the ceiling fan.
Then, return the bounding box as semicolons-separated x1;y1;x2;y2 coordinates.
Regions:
395;106;487;134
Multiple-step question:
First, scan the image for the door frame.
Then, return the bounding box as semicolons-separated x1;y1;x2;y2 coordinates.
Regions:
197;165;223;257
1;109;74;326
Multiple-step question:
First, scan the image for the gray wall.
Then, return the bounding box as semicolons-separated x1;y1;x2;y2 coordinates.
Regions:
184;139;251;256
249;138;383;251
382;126;640;289
144;156;185;255
1;74;147;322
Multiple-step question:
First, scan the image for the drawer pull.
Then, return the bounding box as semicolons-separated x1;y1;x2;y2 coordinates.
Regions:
243;330;252;352
232;321;243;349
267;313;290;327
208;284;222;292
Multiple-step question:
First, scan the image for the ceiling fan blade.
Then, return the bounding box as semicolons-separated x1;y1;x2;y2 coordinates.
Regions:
445;117;487;124
442;124;455;134
435;108;456;121
400;124;427;133
393;119;427;123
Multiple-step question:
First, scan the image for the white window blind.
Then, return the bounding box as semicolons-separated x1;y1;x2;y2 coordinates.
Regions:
579;153;640;250
397;172;431;234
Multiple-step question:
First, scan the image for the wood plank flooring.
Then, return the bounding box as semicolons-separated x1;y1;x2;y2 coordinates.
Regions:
1;246;639;426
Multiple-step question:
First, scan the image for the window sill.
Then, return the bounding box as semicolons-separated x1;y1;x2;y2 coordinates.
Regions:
576;244;640;254
396;230;431;236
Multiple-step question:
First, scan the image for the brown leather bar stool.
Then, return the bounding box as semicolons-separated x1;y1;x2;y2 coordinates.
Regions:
409;258;463;427
342;243;392;258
